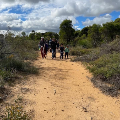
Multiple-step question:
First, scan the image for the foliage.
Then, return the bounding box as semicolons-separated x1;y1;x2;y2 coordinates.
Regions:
79;26;90;37
74;30;81;38
44;32;59;40
35;32;42;40
71;18;120;48
59;19;75;44
6;34;38;60
0;57;38;81
3;104;31;120
69;46;92;56
71;37;120;96
78;39;92;48
21;32;26;37
29;32;35;40
88;24;102;47
88;53;120;78
0;32;39;83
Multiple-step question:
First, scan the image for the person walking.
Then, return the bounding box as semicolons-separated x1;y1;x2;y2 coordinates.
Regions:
49;38;52;50
51;38;57;59
40;37;45;59
60;44;64;59
65;45;69;59
45;41;48;57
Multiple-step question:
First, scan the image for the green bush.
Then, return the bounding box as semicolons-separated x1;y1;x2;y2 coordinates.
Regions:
88;53;120;78
78;39;92;48
5;34;39;60
0;70;13;80
0;57;38;81
69;46;93;56
0;33;39;82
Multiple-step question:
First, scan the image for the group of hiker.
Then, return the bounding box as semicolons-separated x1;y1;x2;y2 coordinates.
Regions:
38;37;69;59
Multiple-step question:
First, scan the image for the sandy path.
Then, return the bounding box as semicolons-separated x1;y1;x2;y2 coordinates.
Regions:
10;52;120;120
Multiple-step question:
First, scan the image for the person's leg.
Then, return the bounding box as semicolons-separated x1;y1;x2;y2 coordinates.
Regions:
61;53;63;59
44;48;46;58
52;49;55;58
54;49;56;58
43;47;45;58
67;52;68;59
65;52;66;59
41;47;44;58
52;49;54;58
60;52;61;59
53;49;55;58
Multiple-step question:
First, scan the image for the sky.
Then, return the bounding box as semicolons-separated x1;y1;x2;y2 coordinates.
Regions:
0;0;120;35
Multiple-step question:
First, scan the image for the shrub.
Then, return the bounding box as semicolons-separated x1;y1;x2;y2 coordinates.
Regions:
0;57;38;81
88;53;120;78
3;104;31;120
78;39;92;48
69;46;92;56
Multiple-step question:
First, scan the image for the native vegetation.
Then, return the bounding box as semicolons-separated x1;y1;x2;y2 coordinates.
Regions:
66;18;120;97
1;17;120;119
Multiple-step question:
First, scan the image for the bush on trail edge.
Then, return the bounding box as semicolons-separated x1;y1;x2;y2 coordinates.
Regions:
71;38;120;97
3;104;31;120
0;57;38;82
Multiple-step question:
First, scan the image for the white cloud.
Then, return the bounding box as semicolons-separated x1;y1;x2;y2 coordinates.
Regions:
21;16;77;33
1;0;51;3
74;26;81;30
82;14;112;26
0;0;119;34
0;13;19;21
52;0;120;17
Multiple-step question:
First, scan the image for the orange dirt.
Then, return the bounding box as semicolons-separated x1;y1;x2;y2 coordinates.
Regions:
7;52;120;120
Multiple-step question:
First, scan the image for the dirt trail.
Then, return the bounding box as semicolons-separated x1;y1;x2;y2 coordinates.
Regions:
9;52;120;120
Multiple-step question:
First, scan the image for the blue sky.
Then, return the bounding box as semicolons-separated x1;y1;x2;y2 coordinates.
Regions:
0;0;120;34
75;11;120;29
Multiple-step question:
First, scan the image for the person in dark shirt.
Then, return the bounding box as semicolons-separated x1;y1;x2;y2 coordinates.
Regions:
51;38;57;59
60;44;64;59
40;37;45;47
49;38;52;49
45;41;48;56
57;41;59;49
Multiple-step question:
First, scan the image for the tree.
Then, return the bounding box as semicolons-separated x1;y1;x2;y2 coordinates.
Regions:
88;24;101;47
59;19;75;44
100;22;115;42
44;32;59;40
114;18;120;23
44;32;54;39
35;32;41;40
74;30;81;38
21;31;26;37
80;26;90;37
29;30;35;40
